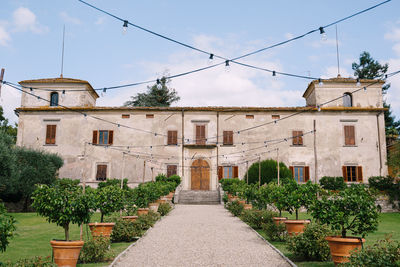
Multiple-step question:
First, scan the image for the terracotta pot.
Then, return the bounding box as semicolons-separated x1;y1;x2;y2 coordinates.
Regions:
284;220;310;236
238;199;246;205
243;203;253;210
88;222;115;238
50;240;84;267
325;236;365;265
156;199;167;204
168;192;174;198
149;202;160;212
230;196;239;202
122;216;138;223
137;208;149;215
272;217;287;226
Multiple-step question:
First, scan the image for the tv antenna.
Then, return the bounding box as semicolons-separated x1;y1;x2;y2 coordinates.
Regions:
60;25;65;78
335;25;341;77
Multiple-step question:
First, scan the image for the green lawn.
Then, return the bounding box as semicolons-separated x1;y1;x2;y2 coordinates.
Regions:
0;212;133;266
258;212;400;267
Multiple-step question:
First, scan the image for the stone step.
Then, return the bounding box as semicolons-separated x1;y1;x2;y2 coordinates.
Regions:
178;190;220;205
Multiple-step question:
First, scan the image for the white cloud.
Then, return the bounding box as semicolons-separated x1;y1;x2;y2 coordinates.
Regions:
384;27;400;41
60;11;81;25
1;84;21;125
0;25;11;46
13;7;48;34
321;66;351;79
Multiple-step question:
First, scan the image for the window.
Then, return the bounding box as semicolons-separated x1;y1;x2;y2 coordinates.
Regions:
196;125;206;145
146;114;154;119
292;130;303;146
122;114;130;118
168;130;178;145
344;126;355;146
45;125;56;144
167;165;177;177
96;164;107;181
218;166;238;180
246;115;254;119
92;130;114;145
272;115;280;120
289;166;310;183
343;93;352;107
223;131;233;145
50;92;59;106
342;166;363;182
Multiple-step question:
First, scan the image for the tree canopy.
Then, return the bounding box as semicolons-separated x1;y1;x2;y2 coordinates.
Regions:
0;106;17;143
124;76;180;107
244;159;292;185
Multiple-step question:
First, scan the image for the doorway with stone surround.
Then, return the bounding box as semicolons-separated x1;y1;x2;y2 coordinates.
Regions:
191;159;210;190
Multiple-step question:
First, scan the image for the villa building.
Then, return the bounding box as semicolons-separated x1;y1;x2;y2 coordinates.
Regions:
15;77;387;191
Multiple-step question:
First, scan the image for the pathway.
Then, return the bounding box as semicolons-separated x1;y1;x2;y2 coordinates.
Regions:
112;205;291;267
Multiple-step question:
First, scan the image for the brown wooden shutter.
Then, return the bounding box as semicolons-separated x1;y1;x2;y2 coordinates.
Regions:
344;126;355;145
223;131;227;145
218;166;223;180
304;166;310;182
168;130;178;145
167;165;177;177
292;131;297;145
96;165;107;181
289;166;294;178
196;125;205;145
228;131;233;145
233;166;239;178
196;125;201;144
46;125;56;144
92;131;98;144
357;166;363;182
298;131;303;145
342;166;347;181
108;130;114;145
46;125;51;144
168;131;172;145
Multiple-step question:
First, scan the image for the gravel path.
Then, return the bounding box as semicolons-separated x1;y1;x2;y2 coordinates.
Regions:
113;205;291;267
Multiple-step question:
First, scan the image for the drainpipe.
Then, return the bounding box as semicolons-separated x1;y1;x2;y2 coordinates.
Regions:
216;111;219;189
313;119;318;183
376;113;383;176
181;109;185;186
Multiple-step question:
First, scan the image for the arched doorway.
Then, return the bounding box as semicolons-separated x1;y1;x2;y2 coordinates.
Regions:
191;159;210;190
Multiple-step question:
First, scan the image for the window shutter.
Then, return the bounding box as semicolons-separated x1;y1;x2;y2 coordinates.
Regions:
298;131;303;145
304;166;310;182
344;126;355;145
109;130;114;145
168;131;172;145
46;125;51;144
172;131;177;145
342;166;347;181
92;131;98;144
292;131;297;145
289;166;294;178
223;131;227;145
233;166;239;178
357;166;363;182
349;126;355;145
196;125;201;144
218;166;223;180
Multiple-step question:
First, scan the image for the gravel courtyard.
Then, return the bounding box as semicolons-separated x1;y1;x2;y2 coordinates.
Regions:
112;205;291;267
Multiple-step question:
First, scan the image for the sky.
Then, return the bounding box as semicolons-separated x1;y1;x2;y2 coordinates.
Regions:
1;0;400;125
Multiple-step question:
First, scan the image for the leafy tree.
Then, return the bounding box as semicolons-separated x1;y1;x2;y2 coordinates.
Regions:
245;159;292;185
352;51;400;135
92;185;124;223
0;106;17;143
124;76;180;107
0;202;16;252
0;130;18;202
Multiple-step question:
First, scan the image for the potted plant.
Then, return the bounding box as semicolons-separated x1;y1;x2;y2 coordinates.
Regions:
284;181;319;235
268;182;289;225
31;179;94;267
121;187;138;223
133;183;150;215
148;182;162;212
241;183;258;210
310;184;379;265
89;184;124;239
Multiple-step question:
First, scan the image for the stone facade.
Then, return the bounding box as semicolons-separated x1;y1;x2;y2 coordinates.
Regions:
15;77;388;190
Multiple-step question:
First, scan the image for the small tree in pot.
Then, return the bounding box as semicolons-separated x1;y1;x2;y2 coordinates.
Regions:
133;183;151;215
309;184;379;265
89;185;124;239
268;182;289;224
31;178;94;266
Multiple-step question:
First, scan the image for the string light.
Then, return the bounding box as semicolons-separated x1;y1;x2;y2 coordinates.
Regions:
208;54;214;65
156;79;162;89
122;20;128;34
225;60;230;72
317;105;321;112
272;71;276;77
319;27;327;41
363;86;367;92
101;88;106;97
318;78;324;86
356;78;361;86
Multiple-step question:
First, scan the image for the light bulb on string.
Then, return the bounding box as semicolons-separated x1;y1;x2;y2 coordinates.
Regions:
156;79;162;89
30;87;33;92
319;27;327;41
356;78;361;87
208;54;214;65
225;60;230;72
363;86;367;92
318;78;324;86
272;71;276;77
101;88;107;97
317;105;321;112
122;20;128;34
61;90;66;100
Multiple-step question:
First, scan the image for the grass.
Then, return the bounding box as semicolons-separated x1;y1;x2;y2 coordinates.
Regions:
257;212;400;267
0;212;133;266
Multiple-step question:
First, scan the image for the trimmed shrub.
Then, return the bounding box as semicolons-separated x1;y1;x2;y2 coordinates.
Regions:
319;176;346;191
262;221;286;241
245;159;292;185
106;215;141;242
226;200;244;216
1;256;56;267
286;222;334;261
345;238;400;267
158;203;172;216
79;236;113;263
222;193;228;204
240;209;276;229
98;178;129;190
135;211;160;231
369;176;399;209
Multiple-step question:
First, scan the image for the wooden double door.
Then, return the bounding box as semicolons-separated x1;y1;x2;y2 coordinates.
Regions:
191;159;210;190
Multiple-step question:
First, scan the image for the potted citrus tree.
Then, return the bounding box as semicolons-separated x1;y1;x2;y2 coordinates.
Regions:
310;184;379;265
268;182;289;225
89;184;124;239
133;183;151;215
31;179;94;267
284;180;319;235
240;183;258;210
